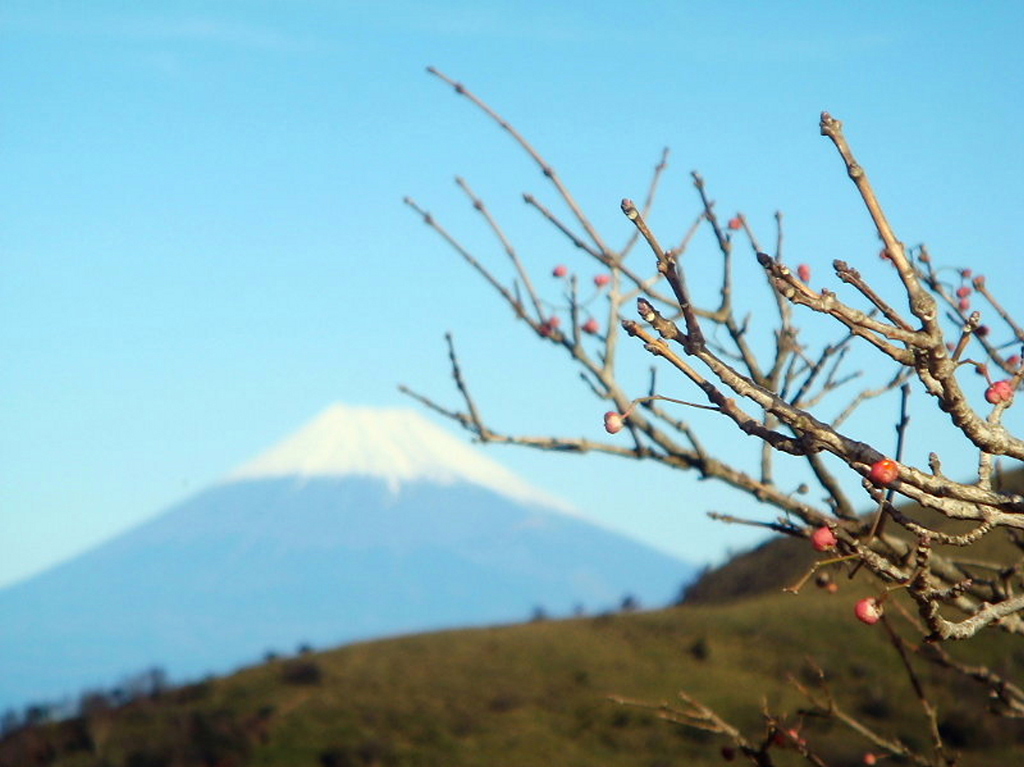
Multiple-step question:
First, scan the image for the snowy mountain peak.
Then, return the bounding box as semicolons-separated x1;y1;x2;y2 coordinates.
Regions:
227;404;574;512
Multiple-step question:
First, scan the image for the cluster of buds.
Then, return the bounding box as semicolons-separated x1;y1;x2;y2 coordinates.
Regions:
538;316;561;337
956;270;974;311
956;284;972;312
550;264;611;289
601;254;1016;650
805;530;889;617
953;269;991;315
548;265;607;336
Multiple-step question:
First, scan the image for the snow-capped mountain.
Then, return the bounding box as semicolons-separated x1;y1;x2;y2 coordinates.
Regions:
0;404;695;713
227;404;571;510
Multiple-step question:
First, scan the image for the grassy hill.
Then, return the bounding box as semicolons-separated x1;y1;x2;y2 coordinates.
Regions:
3;586;1023;766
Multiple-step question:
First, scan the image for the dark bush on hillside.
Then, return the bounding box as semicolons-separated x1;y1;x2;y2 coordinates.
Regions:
281;659;323;685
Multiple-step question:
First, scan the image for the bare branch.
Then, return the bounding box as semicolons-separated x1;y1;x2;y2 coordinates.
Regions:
409;76;1024;761
427;66;613;257
455;177;545;322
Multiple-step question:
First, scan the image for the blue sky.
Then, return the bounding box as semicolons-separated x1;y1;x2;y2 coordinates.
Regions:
3;1;1023;589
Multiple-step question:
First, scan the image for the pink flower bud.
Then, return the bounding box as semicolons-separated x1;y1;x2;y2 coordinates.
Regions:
593;273;611;288
985;379;1014;405
956;286;971;299
855;597;883;625
868;459;899;485
603;411;625;434
797;264;811;283
552;264;569;278
582;318;600;335
811;526;838;552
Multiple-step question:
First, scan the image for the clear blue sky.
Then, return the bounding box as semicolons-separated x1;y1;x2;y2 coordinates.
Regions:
3;2;1023;589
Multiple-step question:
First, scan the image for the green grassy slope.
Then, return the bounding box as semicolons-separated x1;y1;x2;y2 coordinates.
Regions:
4;587;1023;766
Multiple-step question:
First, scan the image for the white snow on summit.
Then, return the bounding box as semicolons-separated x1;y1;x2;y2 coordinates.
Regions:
227;404;576;513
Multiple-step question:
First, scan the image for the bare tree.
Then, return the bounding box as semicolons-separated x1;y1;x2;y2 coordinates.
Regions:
403;67;1024;765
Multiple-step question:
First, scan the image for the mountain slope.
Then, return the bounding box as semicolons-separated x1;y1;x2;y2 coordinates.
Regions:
0;405;694;712
5;594;1023;766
